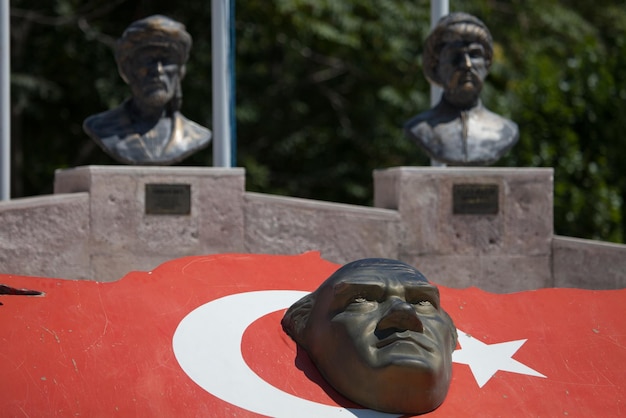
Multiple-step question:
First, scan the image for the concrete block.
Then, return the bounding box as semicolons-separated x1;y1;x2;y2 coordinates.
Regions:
374;167;553;257
244;192;401;264
553;236;626;289
402;254;552;293
0;193;90;279
89;252;184;282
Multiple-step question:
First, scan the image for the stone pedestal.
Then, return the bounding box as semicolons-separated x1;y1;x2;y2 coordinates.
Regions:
54;166;245;281
374;167;554;292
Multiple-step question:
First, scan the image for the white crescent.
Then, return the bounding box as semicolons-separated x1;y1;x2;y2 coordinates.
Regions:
172;290;398;417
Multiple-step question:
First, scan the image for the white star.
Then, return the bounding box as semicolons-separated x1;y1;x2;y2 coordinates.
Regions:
452;329;547;388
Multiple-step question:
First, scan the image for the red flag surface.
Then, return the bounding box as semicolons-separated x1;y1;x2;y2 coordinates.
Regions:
0;253;624;417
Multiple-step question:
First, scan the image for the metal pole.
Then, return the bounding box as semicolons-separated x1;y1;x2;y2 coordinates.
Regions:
212;0;233;168
429;0;448;108
0;0;10;199
228;0;236;167
430;0;448;167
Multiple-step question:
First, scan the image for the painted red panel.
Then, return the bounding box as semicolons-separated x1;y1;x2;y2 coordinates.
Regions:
1;252;624;417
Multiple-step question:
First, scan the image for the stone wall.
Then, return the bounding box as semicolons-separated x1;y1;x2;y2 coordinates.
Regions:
244;192;401;262
552;236;626;289
0;165;625;291
0;193;90;279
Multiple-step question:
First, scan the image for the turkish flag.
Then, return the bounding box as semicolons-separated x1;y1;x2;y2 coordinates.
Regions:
1;253;624;417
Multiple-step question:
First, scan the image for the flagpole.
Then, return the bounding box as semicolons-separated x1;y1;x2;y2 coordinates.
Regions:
430;0;448;167
1;0;10;200
211;0;235;168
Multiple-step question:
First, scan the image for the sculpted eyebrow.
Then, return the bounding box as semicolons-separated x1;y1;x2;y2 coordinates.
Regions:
333;281;385;297
405;285;440;306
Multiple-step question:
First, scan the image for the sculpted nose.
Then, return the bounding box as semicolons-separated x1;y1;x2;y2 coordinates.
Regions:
462;52;472;68
376;299;423;334
156;61;164;74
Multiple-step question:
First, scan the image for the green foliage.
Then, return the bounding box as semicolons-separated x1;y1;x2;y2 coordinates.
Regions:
8;0;626;242
235;0;431;202
463;0;626;242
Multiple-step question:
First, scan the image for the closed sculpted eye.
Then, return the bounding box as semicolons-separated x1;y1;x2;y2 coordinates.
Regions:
332;282;385;311
409;298;437;312
347;293;379;310
352;294;378;304
469;49;484;59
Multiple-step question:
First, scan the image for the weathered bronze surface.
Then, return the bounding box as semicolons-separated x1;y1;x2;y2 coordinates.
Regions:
405;13;518;166
282;258;457;414
145;183;191;215
83;15;211;165
453;183;499;215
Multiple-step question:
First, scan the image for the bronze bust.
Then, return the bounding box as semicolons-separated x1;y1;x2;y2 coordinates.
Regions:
282;258;457;414
83;15;211;165
405;12;518;165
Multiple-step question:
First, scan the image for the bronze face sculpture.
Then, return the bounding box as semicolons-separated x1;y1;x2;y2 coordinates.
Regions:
83;15;211;165
404;12;518;166
282;258;457;414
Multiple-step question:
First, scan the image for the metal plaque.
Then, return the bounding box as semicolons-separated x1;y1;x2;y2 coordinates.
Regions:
145;184;191;215
453;184;499;215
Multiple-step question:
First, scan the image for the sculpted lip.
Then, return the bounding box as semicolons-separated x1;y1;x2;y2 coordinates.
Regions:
376;332;435;353
457;71;476;83
145;79;165;88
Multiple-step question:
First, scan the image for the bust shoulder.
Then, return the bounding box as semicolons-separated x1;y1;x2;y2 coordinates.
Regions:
404;101;519;165
83;101;134;141
177;114;212;144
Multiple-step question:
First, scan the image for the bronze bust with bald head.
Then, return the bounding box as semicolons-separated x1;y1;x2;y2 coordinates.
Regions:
282;258;457;414
83;15;211;165
405;12;518;166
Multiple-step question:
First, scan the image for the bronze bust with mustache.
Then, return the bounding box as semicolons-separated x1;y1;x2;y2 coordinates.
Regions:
405;13;518;166
83;15;211;165
282;258;457;414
